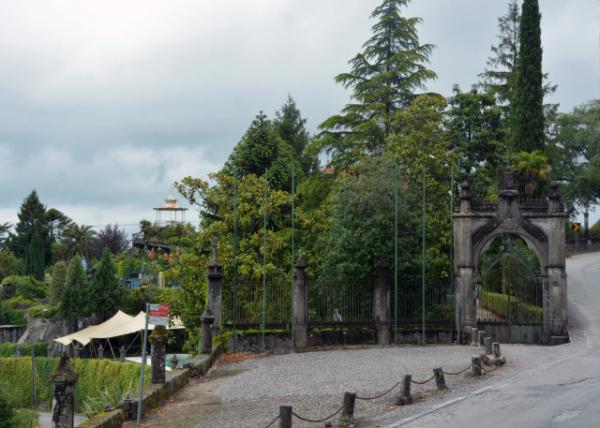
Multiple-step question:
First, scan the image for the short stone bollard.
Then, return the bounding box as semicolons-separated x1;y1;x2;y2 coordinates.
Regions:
493;342;501;358
479;330;486;346
119;345;126;362
279;405;292;428
339;392;356;426
121;395;136;420
433;367;447;391
149;326;167;384
397;375;412;405
470;327;479;347
485;337;493;355
97;344;104;359
471;355;482;377
200;307;215;354
50;353;79;428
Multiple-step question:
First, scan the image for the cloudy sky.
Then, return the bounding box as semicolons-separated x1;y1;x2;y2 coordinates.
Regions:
0;0;599;233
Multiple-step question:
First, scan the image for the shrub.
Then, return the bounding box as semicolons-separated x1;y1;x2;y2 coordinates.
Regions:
28;305;58;319
0;385;15;428
0;342;48;357
480;291;543;321
0;357;150;412
0;275;47;300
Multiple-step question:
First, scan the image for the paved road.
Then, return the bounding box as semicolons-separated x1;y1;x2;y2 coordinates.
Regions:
377;253;600;428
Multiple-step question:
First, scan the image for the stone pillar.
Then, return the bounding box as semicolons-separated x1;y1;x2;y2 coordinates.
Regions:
279;405;292;428
119;346;126;362
200;308;215;354
339;392;356;426
97;344;104;359
149;326;167;384
207;241;223;338
373;260;391;345
50;354;78;428
293;256;307;349
471;355;482;377
73;344;80;359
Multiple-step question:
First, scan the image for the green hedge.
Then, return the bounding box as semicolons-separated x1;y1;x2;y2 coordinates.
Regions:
0;357;150;412
480;291;543;322
0;342;48;357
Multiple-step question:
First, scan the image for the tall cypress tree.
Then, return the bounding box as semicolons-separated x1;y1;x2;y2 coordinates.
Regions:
60;255;89;329
510;0;545;152
90;248;123;321
9;191;49;278
319;0;436;164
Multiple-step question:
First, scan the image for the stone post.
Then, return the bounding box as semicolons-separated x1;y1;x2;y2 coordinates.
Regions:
50;354;78;428
97;344;104;359
207;241;223;337
471;355;482;377
293;256;307;349
485;337;492;355
470;327;479;347
478;330;485;345
493;342;501;358
171;354;179;369
200;307;215;354
149;326;167;384
433;367;446;391
73;344;80;359
397;375;412;405
339;392;356;426
374;260;391;345
119;346;126;362
279;405;292;428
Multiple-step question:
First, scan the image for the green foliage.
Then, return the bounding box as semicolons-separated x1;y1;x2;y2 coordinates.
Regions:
0;342;48;357
60;224;97;261
28;305;57;319
80;379;135;418
60;256;90;323
117;254;143;279
480;291;543;321
49;261;67;306
224;111;301;191
90;249;124;321
10;409;39;428
0;357;149;412
0;384;15;428
0;275;47;301
0;250;21;283
318;0;436;162
510;0;545;152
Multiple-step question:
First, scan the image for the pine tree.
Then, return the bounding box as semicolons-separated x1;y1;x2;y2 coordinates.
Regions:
319;0;436;163
480;0;521;109
510;0;545;152
224;111;299;190
90;248;123;321
9;191;50;278
60;255;89;328
49;261;67;306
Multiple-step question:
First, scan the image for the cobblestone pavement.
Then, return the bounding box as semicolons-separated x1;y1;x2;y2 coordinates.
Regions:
129;344;514;428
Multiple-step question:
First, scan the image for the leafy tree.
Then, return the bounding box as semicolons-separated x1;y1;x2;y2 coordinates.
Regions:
49;261;67;306
94;224;129;256
318;0;436;163
0;250;21;283
224;112;300;191
510;0;545;152
445;86;505;197
9;191;50;277
60;255;89;328
45;208;72;243
90;249;124;321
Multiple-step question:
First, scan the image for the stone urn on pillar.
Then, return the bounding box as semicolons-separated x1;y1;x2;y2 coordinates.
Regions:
50;353;79;428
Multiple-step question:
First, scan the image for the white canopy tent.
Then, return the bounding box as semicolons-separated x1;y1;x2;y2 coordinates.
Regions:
54;310;184;346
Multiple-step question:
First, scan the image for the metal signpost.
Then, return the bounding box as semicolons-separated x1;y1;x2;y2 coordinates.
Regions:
136;303;169;428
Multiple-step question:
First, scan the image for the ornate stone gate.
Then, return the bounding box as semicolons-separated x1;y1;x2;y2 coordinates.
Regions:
453;175;569;345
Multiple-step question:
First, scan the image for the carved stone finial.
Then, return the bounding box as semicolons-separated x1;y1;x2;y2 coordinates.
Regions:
459;182;471;199
500;171;516;191
295;255;305;268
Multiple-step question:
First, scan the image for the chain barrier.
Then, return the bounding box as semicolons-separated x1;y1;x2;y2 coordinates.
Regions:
261;356;504;426
291;405;344;423
442;365;471;376
356;381;401;401
264;415;280;428
410;374;436;385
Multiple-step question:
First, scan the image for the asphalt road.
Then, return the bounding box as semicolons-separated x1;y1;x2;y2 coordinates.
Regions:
379;252;600;428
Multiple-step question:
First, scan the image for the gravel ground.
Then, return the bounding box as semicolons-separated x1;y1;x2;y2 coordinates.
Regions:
133;344;526;428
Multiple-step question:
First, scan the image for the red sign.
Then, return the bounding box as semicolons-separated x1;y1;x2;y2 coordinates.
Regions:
148;303;169;325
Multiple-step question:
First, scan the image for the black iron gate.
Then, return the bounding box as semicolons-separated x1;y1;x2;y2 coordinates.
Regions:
477;235;543;344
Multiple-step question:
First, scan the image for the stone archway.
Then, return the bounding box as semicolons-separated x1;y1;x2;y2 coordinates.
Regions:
453;174;568;345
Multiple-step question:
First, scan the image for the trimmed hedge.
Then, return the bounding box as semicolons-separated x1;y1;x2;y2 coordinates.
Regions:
0;357;150;412
0;342;48;357
480;291;543;322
